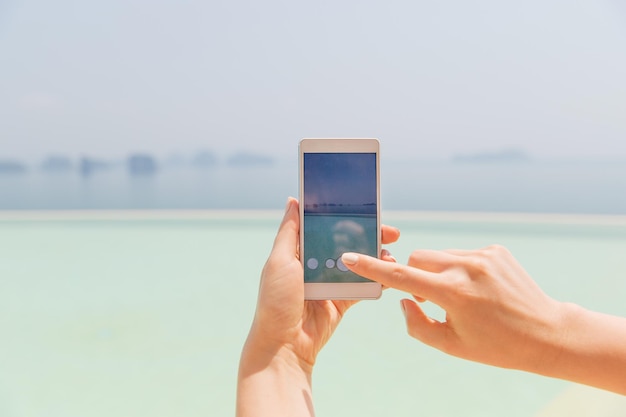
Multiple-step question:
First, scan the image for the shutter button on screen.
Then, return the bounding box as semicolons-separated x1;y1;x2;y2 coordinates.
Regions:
336;257;349;272
306;258;319;270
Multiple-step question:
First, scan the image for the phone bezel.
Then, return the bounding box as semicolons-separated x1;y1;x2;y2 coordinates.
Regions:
299;138;382;300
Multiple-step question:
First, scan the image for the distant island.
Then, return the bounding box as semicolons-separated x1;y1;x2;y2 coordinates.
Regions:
80;157;114;177
0;159;27;174
127;153;158;176
41;155;73;172
304;202;376;215
0;149;279;178
452;149;531;164
227;152;274;166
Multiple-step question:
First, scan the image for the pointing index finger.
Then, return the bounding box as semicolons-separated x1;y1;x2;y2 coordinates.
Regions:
341;252;443;302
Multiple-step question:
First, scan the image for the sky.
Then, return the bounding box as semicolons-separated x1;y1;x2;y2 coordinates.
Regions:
1;0;626;162
304;153;376;208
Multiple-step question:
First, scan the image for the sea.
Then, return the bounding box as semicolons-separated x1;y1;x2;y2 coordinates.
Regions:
1;210;626;417
0;158;625;213
1;159;626;416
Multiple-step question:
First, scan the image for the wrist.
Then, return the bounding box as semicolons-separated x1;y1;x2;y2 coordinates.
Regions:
533;301;585;379
237;332;315;417
516;299;573;376
540;302;626;394
240;328;314;379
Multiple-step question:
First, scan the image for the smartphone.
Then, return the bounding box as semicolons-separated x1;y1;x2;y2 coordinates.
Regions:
299;138;381;300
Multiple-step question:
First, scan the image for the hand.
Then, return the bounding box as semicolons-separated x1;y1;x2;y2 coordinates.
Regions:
343;245;626;395
237;198;399;417
248;197;400;369
341;245;564;372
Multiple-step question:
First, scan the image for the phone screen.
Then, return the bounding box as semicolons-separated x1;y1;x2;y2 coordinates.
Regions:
302;152;378;283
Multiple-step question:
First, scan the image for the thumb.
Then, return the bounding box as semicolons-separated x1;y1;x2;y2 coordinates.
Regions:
270;197;299;258
400;299;450;351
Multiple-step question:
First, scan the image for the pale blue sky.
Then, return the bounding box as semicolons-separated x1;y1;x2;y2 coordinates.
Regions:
1;0;626;162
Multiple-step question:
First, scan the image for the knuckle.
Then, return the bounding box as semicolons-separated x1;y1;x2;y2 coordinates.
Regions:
485;244;510;256
408;251;421;265
464;244;512;277
462;245;508;277
463;255;488;276
390;264;407;283
439;267;477;305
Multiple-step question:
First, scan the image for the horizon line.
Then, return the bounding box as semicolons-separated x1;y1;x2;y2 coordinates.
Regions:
2;209;626;226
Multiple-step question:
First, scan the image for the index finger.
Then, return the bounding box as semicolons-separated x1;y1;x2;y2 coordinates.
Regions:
341;252;444;302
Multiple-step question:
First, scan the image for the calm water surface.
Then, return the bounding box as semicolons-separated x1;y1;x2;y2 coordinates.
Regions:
2;159;626;214
1;211;626;416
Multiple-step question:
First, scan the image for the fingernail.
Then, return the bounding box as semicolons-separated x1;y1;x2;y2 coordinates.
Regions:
389;255;397;262
284;198;292;213
341;252;359;265
400;300;407;319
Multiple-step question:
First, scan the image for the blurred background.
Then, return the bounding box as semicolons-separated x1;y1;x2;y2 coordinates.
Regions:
1;0;625;213
3;2;626;417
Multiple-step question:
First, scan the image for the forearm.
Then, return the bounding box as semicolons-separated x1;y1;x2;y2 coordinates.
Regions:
236;339;315;417
542;303;626;395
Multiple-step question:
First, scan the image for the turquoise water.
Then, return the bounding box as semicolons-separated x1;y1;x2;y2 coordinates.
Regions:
1;212;626;416
303;214;377;283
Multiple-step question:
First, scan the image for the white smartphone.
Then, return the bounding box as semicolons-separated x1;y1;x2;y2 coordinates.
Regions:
299;138;382;300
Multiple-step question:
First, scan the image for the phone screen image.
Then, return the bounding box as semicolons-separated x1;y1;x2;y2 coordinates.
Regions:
302;152;378;283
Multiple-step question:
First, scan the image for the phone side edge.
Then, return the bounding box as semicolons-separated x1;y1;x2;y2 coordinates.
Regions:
298;140;305;275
